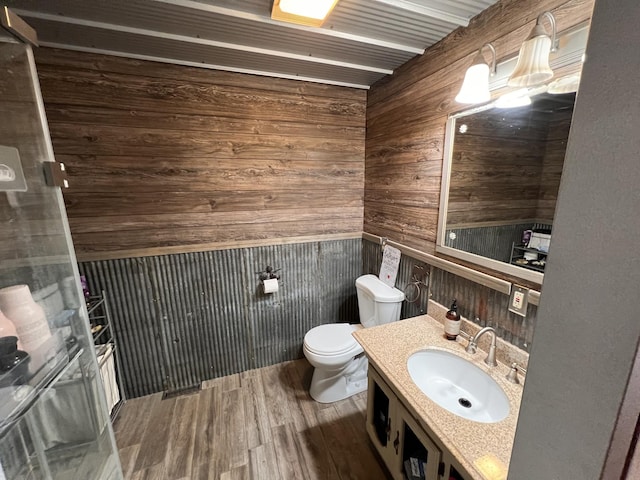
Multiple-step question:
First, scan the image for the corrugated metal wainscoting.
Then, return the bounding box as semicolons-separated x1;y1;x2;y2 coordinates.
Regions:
444;222;553;263
79;239;361;398
444;223;532;263
362;238;536;352
430;268;536;352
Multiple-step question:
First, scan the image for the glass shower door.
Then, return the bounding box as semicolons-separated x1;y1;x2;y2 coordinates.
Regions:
0;27;122;480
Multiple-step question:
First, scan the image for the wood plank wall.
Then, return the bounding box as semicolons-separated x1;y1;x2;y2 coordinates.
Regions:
446;98;573;228
34;49;367;261
447;110;547;228
536;110;572;223
365;0;594;253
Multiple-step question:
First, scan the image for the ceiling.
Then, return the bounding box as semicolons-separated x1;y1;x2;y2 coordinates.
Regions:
6;0;498;89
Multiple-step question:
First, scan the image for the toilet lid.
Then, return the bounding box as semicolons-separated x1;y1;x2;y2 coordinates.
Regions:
304;323;361;355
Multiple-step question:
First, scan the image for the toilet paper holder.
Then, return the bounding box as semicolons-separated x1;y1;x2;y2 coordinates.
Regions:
257;266;281;281
258;266;282;293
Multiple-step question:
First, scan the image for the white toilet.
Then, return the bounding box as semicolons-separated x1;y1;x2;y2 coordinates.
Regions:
303;274;404;403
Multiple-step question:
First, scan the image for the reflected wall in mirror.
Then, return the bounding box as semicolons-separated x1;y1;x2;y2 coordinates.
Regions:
437;90;576;283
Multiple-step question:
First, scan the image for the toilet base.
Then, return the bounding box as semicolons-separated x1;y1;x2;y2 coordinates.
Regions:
309;355;368;403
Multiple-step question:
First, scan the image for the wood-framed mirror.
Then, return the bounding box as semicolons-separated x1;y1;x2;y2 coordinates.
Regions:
435;21;591;286
436;87;577;284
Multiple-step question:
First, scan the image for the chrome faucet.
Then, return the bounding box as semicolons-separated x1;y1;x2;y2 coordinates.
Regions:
465;326;498;367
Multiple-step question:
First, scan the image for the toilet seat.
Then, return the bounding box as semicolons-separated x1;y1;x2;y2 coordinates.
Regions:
303;323;362;356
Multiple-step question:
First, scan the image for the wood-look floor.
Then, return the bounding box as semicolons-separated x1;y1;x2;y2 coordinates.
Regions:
113;359;389;479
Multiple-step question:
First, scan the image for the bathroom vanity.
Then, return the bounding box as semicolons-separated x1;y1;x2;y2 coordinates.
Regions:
353;315;525;480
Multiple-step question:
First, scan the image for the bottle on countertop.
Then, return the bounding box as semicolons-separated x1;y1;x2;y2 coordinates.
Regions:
444;299;461;340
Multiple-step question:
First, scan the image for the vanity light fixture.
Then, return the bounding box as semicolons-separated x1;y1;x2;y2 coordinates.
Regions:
508;11;558;87
455;43;497;105
271;0;339;27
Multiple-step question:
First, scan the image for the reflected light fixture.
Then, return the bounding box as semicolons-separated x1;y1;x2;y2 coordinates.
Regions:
271;0;339;27
508;11;558;87
455;43;496;105
548;74;581;94
495;88;532;109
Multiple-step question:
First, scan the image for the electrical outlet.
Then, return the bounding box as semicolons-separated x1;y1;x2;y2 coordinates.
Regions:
508;285;529;317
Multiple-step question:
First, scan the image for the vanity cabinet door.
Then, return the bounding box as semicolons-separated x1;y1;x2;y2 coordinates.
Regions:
396;401;442;480
366;367;403;478
366;366;446;480
442;451;472;480
447;463;469;480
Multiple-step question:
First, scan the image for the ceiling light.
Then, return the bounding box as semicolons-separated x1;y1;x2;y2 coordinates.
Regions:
272;0;339;27
547;74;581;94
508;12;557;87
455;43;496;105
495;89;532;109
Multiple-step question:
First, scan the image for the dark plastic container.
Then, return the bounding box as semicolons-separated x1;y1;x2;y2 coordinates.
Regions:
0;336;18;356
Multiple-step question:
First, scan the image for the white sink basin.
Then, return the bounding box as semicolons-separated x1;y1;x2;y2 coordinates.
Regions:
407;348;509;423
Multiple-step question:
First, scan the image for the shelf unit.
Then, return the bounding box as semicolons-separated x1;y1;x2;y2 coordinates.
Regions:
86;291;125;420
509;243;548;273
0;332;73;435
0;329;120;479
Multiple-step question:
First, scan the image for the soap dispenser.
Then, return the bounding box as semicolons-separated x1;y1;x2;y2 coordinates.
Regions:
444;299;461;340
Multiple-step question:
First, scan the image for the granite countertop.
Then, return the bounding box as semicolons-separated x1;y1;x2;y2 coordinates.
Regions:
353;314;526;480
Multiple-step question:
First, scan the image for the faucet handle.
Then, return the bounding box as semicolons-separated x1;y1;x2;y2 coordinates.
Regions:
465;340;477;354
506;363;521;384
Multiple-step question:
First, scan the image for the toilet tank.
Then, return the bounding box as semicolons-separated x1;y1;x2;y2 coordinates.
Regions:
355;274;405;327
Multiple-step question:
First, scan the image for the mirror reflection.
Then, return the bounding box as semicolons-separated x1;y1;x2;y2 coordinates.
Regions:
440;91;576;280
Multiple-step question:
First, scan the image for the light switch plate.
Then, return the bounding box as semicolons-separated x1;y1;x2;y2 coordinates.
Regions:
508;285;529;317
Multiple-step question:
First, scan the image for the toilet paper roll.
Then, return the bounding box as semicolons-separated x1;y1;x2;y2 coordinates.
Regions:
263;278;279;294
